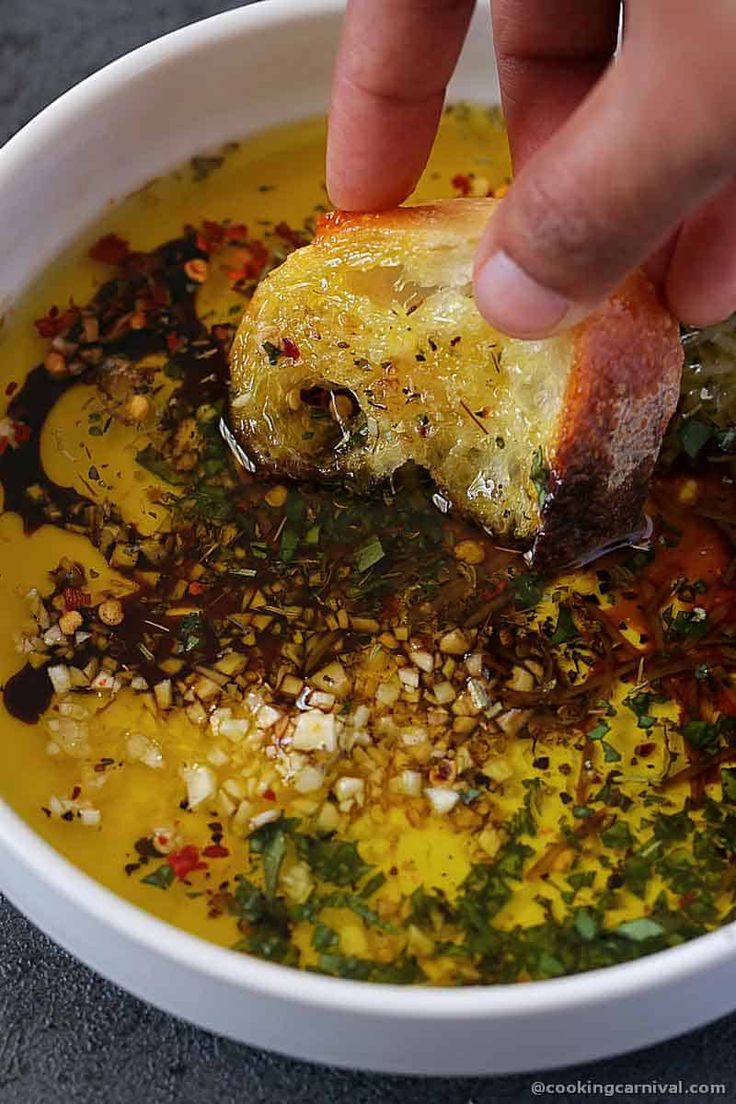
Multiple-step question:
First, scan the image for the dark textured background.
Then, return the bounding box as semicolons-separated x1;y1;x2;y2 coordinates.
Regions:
1;2;735;1100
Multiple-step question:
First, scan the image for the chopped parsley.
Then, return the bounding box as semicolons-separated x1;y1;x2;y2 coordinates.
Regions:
135;444;185;485
354;536;385;573
510;571;545;611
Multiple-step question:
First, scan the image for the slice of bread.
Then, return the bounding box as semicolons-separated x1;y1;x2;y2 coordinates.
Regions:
229;198;682;569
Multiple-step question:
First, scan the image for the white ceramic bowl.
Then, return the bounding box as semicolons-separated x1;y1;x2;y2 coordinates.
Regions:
1;0;735;1076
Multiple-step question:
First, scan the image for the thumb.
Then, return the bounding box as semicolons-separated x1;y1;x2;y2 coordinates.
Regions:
474;4;736;337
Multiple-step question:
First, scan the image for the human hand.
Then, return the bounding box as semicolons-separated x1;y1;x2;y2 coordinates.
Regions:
326;0;736;338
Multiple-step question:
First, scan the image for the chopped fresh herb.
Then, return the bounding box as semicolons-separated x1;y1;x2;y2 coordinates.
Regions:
176;611;209;656
237;927;297;965
652;809;692;843
231;876;270;923
601;740;622;763
567;870;596;893
507;778;543;837
679;419;713;459
574;909;598;941
668;607;709;641
721;768;736;804
163;358;185;380
360;871;387;898
682;715;736;752
141;863;175;890
549;604;579;646
185;480;236;522
295;835;372;886
601;820;634;850
620;850;655;898
316;953;424;984
313;890;389;930
280;492;307;563
454;841;533;952
262;340;283;365
409;886;451;928
312;922;339;951
537;952;565;977
510;571;545;611
614;917;665;942
354;537;385;573
623;692;656;730
715;426;736;453
588;721;611;742
249;817;298;898
135;444;185;485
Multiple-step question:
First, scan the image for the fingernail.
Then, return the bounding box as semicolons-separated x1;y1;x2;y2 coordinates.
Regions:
475;251;571;337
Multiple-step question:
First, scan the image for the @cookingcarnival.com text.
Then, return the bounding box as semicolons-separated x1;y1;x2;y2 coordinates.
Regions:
529;1080;727;1097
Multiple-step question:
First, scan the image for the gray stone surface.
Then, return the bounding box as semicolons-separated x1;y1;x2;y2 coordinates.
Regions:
1;2;735;1100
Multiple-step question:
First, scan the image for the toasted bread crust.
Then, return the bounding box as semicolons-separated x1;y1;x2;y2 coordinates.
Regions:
230;199;682;569
532;271;683;568
316;200;494;238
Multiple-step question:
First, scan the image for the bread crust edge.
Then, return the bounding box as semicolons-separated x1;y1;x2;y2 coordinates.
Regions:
532;271;683;570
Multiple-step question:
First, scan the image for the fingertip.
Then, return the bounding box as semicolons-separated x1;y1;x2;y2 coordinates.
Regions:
666;290;736;330
325;103;422;212
664;187;736;329
665;253;736;327
325;160;416;212
474;249;586;338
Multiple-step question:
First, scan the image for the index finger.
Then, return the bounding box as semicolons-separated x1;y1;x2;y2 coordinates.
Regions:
327;0;476;210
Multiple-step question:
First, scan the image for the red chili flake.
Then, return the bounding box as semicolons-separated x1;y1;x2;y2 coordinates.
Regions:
202;844;230;859
63;587;92;611
34;306;60;338
166;845;207;880
227;241;269;286
202;219;226;246
262;788;276;802
380;594;402;621
0;419;31;453
71;785;81;800
34;304;79;339
451;173;472;196
679;890;699;908
281;337;300;361
211;323;233;345
5;381;18;396
188;581;206;597
166;332;181;354
12;421;32;445
225;223;248;243
88;233;131;266
274;221;305;249
481;581;507;601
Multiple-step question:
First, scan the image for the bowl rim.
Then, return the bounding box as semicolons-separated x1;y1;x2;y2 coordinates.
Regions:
2;0;736;1022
